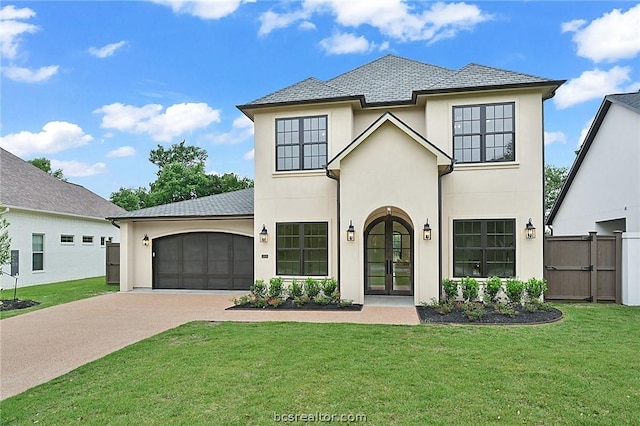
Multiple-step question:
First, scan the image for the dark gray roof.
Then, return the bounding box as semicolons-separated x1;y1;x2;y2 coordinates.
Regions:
239;54;564;110
0;148;125;219
108;188;254;220
607;92;640;114
547;92;639;225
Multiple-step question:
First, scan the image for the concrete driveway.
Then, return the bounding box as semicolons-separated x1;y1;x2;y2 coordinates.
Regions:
0;292;419;400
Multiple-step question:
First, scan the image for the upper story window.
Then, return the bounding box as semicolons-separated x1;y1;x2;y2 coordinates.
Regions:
453;103;515;164
276;116;327;171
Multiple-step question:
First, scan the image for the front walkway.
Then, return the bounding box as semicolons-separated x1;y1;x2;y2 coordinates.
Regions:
0;292;419;400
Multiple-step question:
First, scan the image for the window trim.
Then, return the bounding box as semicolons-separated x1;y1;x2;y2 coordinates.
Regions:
276;222;329;277
32;233;44;272
452;102;516;164
60;234;75;245
452;219;516;278
275;115;328;172
82;235;94;245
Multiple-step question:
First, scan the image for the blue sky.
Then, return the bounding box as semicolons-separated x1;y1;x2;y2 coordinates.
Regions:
1;1;639;199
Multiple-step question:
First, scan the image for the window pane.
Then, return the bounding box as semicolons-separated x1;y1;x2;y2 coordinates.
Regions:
32;253;43;271
32;234;43;252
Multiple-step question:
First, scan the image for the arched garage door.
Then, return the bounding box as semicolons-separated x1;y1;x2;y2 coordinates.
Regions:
153;232;253;290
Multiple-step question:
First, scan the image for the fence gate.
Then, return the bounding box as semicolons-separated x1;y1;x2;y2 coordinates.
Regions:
544;231;622;303
106;242;120;285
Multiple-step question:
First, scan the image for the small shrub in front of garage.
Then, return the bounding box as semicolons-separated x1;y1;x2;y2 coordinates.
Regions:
483;276;502;304
460;276;480;303
250;279;267;298
288;279;304;298
321;278;338;298
304;278;320;299
505;278;524;306
268;277;284;299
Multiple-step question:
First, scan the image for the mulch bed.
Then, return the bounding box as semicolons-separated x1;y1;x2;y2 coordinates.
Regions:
227;298;363;311
416;304;563;325
0;299;40;311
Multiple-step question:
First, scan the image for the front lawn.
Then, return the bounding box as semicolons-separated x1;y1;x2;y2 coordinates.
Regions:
0;276;117;319
2;304;639;425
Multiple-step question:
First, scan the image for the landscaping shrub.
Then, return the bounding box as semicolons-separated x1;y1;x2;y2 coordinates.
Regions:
314;294;332;305
442;278;459;301
337;299;354;308
494;302;517;317
268;277;284;299
460;276;479;302
462;303;485;321
293;295;310;306
321;277;338;297
304;278;320;298
232;295;252;306
267;297;284;307
525;277;548;300
288;279;303;298
505;278;524;305
483;276;502;304
250;279;267;298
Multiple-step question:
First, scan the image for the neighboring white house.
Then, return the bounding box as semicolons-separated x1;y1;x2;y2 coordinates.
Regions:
111;55;564;305
0;148;125;287
547;92;640;305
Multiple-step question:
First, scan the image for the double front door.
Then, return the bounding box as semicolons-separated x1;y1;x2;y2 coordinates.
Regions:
365;216;413;295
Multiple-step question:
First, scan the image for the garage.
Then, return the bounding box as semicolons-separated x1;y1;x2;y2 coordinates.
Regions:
153;232;253;290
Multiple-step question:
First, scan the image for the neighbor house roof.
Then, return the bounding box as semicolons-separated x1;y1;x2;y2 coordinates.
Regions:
547;92;640;226
108;188;254;220
238;55;564;113
0;148;125;219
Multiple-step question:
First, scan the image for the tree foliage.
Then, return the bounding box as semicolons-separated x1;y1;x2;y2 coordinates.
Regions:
545;165;569;220
0;206;11;271
110;141;253;211
28;157;67;181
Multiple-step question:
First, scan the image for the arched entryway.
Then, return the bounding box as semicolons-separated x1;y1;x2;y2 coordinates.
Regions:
364;216;414;296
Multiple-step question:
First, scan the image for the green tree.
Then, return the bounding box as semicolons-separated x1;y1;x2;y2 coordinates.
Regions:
28;157;67;181
545;165;569;220
0;206;11;272
110;187;150;211
149;140;207;170
210;172;254;194
149;163;215;205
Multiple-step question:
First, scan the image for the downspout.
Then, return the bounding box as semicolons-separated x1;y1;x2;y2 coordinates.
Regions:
438;161;455;300
326;168;341;291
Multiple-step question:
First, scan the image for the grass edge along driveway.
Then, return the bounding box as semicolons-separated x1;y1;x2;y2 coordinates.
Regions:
2;304;639;425
0;276;117;319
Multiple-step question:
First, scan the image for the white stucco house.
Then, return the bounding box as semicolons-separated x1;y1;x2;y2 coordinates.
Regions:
0;148;125;287
547;92;640;305
110;55;564;305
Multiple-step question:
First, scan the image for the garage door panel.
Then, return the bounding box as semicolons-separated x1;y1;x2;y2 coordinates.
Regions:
154;232;253;290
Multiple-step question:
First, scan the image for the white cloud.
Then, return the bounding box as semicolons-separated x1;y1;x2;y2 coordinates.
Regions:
51;160;107;177
319;32;373;55
106;146;136;158
88;41;127;58
209;114;254;145
2;65;59;83
578;117;594;148
150;0;247;20
243;149;254;160
554;66;639;109
0;5;37;60
562;4;640;63
299;21;316;31
259;1;491;45
544;131;567;146
94;102;221;142
0;121;93;156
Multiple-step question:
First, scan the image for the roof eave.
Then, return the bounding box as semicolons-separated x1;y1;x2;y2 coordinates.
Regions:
414;80;567;100
107;213;254;222
237;96;366;119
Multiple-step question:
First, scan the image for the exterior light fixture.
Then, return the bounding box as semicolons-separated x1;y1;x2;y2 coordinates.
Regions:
347;220;355;241
525;218;536;239
423;220;432;240
259;225;268;243
142;234;150;246
386;207;392;216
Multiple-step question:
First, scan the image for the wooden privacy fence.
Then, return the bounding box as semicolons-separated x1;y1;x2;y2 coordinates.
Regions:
106;242;120;285
544;231;622;303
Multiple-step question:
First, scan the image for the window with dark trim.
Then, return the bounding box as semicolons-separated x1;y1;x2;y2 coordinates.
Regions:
32;234;44;271
100;236;106;246
276;222;328;276
453;103;515;163
453;219;515;278
60;234;74;244
82;235;94;244
276;116;327;171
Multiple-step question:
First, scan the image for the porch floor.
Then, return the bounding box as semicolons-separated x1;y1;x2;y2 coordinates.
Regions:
364;295;415;307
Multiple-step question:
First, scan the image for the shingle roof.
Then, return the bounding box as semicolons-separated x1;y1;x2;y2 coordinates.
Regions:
0;148;125;219
239;54;564;110
108;188;254;220
607;92;640;114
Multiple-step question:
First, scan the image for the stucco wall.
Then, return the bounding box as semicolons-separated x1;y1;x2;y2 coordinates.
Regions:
119;219;253;291
552;103;640;235
1;209;119;287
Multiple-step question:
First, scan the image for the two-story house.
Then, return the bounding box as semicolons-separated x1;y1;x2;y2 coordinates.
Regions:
111;55;564;305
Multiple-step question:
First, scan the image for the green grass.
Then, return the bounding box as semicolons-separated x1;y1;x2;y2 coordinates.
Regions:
0;276;117;319
2;304;639;425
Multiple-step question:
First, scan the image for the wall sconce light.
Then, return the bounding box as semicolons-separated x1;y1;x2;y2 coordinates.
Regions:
259;225;268;243
346;220;355;241
525;218;536;239
423;219;432;240
142;234;150;246
386;207;392;216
